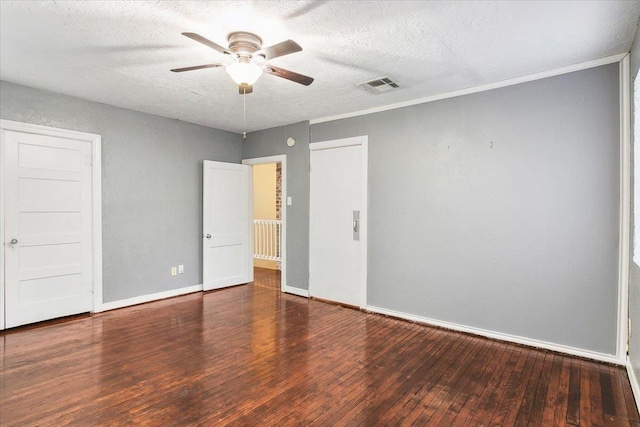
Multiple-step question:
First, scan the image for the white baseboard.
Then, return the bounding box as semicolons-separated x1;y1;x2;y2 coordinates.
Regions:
96;284;203;312
285;286;309;298
366;305;623;365
627;360;640;413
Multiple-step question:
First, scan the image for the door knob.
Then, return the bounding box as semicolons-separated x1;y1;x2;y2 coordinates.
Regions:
8;238;18;245
205;234;211;239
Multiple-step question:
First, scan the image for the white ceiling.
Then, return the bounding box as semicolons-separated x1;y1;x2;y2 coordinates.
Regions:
1;1;639;133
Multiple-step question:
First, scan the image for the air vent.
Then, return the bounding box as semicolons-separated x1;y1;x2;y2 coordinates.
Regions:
357;76;401;94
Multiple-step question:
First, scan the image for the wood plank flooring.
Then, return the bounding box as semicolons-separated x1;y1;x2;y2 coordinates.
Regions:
1;268;638;426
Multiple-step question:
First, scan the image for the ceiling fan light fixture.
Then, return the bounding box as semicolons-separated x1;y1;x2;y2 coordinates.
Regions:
174;31;314;88
226;60;263;85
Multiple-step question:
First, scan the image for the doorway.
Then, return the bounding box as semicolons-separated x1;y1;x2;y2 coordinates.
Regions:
242;155;287;292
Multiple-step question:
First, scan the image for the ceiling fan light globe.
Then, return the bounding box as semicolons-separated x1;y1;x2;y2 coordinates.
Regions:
226;61;263;85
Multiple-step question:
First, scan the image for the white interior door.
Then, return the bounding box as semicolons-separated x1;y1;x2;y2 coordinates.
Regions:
3;129;93;328
203;160;253;291
309;136;367;307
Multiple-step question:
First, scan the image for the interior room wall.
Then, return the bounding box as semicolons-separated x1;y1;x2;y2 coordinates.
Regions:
0;62;624;360
311;64;620;356
242;121;310;290
252;163;278;269
0;80;241;303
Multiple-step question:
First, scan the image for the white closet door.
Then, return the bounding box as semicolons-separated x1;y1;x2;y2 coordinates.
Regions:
4;130;93;328
309;137;368;307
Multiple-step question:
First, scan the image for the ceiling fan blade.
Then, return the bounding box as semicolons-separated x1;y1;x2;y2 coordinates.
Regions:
182;32;232;55
170;64;224;72
264;65;314;86
256;40;302;60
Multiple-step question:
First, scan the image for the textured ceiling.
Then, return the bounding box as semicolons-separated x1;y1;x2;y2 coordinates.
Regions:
1;1;639;133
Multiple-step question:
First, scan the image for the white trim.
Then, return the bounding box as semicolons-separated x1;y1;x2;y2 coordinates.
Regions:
92;133;103;314
97;284;203;312
0;119;103;328
634;64;640;268
627;360;640;413
0;119;102;142
0;128;5;330
243;155;287;165
310;53;626;125
360;141;368;308
367;305;622;365
284;286;309;298
308;136;367;151
242;155;287;293
619;55;632;363
309;135;368;309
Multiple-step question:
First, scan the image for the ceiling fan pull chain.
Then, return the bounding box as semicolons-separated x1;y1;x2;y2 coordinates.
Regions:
242;86;247;140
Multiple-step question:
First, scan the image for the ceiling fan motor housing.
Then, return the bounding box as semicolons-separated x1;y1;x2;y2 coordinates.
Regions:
227;32;263;57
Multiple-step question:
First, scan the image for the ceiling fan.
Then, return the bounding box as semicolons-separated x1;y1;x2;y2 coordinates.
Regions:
171;31;314;94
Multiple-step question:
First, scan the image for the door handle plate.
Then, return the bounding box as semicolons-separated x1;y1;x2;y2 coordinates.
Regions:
353;211;360;241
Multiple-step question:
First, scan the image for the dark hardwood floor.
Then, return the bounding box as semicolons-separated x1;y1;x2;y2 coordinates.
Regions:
253;266;281;291
1;268;638;426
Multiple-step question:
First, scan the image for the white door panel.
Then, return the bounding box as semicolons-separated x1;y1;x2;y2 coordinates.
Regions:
203;161;253;290
4;130;93;328
309;137;367;307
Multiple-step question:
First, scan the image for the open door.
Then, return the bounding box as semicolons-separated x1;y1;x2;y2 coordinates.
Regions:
203;160;253;291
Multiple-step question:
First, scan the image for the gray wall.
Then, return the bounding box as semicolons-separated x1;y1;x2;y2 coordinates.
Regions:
311;64;620;355
242;121;310;290
0;63;623;357
628;21;640;383
0;81;241;303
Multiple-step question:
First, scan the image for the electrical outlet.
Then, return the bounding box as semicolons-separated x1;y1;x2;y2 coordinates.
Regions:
171;267;177;276
178;264;184;274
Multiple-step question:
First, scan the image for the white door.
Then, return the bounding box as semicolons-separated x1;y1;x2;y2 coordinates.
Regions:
3;129;94;328
203;160;253;291
309;136;368;307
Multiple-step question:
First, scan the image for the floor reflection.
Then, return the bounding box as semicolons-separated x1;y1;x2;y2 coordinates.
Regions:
2;269;636;425
97;294;206;424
